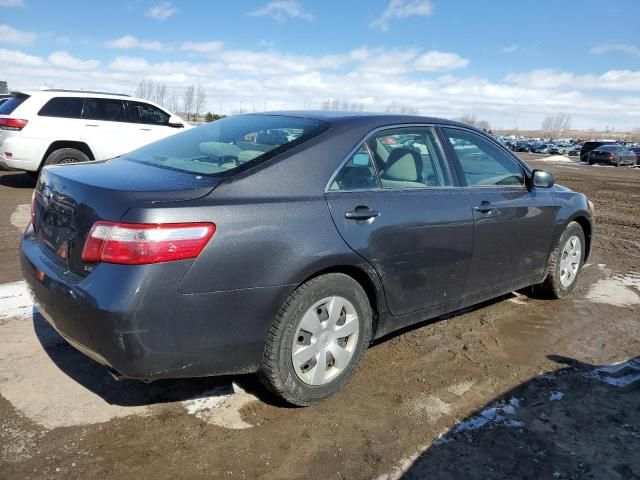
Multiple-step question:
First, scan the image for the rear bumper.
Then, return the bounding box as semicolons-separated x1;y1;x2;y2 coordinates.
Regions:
0;136;46;171
21;225;294;380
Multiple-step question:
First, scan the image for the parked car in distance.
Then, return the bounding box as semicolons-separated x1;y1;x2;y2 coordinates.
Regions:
567;146;581;157
588;145;637;166
0;89;189;177
22;112;594;405
580;140;616;162
630;147;640;165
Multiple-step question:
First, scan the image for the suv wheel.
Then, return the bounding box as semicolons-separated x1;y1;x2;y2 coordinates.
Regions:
541;221;585;299
44;148;90;167
260;273;372;406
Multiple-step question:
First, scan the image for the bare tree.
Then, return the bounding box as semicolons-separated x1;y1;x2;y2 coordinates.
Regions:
168;90;179;114
194;85;207;122
135;79;153;100
542;113;571;139
457;113;491;131
182;85;195;122
154;83;167;107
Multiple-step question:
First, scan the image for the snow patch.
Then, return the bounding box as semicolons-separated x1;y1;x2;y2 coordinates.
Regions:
585;272;640;307
452;397;523;434
183;383;257;429
549;391;564;401
0;281;34;320
585;358;640;388
10;203;31;232
536;155;575;164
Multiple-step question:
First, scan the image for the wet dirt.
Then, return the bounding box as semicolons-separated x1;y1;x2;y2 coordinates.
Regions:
0;157;639;480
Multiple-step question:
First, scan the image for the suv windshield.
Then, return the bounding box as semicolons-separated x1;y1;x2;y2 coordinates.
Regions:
0;94;29;115
126;114;330;175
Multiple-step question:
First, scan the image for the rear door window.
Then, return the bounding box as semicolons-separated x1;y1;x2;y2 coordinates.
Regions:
367;127;452;189
0;94;29;115
328;145;379;191
38;97;84;118
127;101;170;125
82;98;127;122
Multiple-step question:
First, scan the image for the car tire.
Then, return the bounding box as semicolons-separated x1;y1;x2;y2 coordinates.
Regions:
44;148;90;167
541;221;586;299
260;273;372;406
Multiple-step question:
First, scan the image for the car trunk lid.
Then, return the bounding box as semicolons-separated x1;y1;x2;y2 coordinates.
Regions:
33;158;220;275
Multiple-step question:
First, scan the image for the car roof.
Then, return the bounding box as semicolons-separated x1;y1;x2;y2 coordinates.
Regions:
253;110;473;129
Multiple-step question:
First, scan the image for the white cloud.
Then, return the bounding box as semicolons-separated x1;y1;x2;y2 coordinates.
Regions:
500;44;519;53
181;41;224;53
248;1;313;22
371;0;433;31
505;69;640;92
105;35;169;51
0;23;37;45
0;48;45;67
2;44;640;130
145;2;177;21
590;44;640;57
48;51;100;70
0;0;24;6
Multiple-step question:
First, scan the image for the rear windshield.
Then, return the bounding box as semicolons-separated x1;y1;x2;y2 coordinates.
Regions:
596;145;619;151
126;114;330;175
0;95;29;115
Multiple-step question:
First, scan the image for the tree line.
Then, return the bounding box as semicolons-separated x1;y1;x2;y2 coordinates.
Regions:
134;79;223;122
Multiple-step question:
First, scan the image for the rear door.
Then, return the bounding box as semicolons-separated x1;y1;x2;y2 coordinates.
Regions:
441;126;557;296
325;125;474;316
81;98;132;159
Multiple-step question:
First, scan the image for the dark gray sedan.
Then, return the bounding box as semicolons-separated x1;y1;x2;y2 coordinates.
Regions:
588;145;637;166
21;112;594;405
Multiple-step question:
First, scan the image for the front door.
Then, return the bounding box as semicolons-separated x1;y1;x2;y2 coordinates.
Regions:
441;127;557;297
326;126;474;316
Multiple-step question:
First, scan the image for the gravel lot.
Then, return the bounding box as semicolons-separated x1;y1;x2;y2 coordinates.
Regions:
1;154;639;480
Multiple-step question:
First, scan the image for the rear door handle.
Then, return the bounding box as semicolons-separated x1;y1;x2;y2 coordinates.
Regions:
345;210;380;220
84;124;99;127
139;128;152;131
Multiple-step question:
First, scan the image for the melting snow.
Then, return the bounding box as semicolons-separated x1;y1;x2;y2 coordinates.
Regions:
584;358;640;388
585;272;640;307
453;397;523;433
549;391;564;401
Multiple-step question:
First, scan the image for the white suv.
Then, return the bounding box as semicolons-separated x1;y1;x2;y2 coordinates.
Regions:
0;89;189;176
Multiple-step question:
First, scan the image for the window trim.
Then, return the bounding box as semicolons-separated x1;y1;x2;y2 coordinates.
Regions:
438;125;532;190
325;123;460;193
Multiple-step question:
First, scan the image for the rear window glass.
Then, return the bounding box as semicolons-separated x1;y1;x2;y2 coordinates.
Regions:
38;97;84;118
125;114;330;175
0;95;29;115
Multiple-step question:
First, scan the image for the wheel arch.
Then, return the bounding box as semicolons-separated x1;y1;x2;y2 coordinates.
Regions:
569;214;592;262
296;263;387;339
41;141;95;167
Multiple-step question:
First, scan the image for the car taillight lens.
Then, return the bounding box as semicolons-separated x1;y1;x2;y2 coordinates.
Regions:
82;221;215;265
0;118;28;130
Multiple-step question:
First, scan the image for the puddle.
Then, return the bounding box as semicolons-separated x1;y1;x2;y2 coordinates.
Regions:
585;272;640;307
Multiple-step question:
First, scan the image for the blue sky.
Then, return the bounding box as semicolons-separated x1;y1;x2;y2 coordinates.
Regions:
1;0;639;129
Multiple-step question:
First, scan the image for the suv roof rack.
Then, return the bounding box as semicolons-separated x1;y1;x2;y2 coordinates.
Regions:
42;88;131;97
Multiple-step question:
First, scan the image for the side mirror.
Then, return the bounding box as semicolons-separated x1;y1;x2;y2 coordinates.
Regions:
167;115;184;128
531;169;555;188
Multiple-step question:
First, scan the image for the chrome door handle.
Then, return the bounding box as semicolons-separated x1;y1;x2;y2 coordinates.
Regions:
84;124;99;127
345;210;380;220
139;128;152;131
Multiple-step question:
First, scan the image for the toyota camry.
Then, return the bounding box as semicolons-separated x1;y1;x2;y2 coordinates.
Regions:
21;112;594;405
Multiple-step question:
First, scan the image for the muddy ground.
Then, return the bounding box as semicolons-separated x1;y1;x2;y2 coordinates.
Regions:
0;155;639;480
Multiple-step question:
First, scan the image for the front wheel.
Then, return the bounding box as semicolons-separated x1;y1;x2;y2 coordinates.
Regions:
540;221;585;298
260;273;372;406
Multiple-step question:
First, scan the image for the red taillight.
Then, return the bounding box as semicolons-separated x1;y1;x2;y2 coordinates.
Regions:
0;118;28;131
82;221;215;265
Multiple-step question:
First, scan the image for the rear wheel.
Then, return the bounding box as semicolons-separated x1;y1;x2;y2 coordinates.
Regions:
540;221;585;299
260;273;372;406
44;148;89;167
